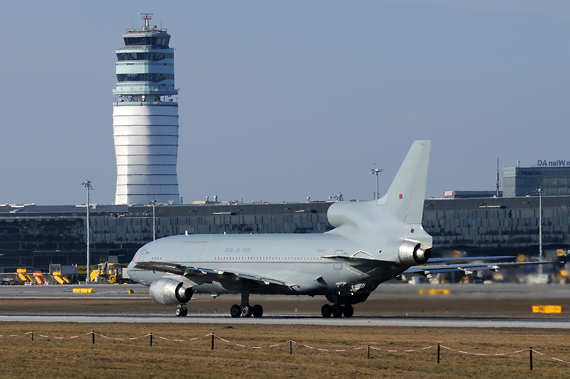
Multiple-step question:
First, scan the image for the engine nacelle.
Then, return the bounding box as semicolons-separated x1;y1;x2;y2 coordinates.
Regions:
149;277;194;306
398;240;431;266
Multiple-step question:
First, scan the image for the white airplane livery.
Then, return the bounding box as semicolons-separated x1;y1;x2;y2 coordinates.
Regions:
128;140;547;318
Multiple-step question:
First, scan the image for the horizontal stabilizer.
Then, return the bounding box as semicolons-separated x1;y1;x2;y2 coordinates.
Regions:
428;256;515;263
406;260;557;277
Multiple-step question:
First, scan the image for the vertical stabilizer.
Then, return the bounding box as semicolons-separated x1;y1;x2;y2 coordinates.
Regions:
379;140;431;224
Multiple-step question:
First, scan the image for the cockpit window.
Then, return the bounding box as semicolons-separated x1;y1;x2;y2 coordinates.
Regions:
134;249;149;261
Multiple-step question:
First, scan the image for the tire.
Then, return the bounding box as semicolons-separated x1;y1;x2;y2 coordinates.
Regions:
230;304;241;318
321;304;332;318
332;304;343;318
252;304;263;318
175;307;185;317
343;304;354;318
241;305;253;317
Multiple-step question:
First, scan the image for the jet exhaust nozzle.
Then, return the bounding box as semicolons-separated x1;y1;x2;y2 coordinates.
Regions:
149;277;194;306
398;240;431;266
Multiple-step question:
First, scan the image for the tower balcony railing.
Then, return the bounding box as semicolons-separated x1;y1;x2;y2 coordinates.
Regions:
113;100;178;106
113;85;178;96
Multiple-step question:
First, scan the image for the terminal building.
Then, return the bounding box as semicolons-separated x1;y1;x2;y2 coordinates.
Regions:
503;165;570;197
1;187;570;273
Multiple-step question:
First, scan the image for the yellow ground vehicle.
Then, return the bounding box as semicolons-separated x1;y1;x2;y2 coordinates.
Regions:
17;268;33;283
52;271;71;284
89;262;130;284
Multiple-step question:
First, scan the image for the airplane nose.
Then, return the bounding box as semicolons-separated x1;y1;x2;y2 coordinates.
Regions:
127;260;138;281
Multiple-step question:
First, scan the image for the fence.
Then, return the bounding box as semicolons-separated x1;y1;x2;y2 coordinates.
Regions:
1;330;569;370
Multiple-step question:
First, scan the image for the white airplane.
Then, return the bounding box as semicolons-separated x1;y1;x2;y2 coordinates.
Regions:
128;140;550;318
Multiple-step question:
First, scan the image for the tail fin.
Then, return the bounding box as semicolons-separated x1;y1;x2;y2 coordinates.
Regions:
379;140;431;224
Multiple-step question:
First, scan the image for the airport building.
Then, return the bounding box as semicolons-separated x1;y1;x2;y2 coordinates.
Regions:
113;14;180;205
503;165;570;197
1;190;570;273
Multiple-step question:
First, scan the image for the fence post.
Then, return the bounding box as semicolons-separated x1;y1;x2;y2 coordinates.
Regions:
31;331;33;342
211;332;214;351
289;340;293;355
530;347;533;370
367;345;370;360
92;331;95;345
150;333;153;347
437;343;440;364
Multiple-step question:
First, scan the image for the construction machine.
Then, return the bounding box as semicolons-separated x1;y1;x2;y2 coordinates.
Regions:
89;262;131;284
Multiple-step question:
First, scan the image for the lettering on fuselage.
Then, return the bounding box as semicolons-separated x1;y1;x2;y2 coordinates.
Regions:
224;247;252;253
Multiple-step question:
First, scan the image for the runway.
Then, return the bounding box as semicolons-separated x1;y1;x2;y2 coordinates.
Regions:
2;283;569;328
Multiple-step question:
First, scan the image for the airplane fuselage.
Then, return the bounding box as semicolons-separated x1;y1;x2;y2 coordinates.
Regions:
128;231;411;297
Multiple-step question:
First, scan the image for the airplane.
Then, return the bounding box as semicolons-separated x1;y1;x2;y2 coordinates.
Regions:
128;140;552;318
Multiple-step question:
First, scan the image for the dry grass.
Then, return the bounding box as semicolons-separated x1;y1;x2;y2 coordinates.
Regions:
1;323;569;378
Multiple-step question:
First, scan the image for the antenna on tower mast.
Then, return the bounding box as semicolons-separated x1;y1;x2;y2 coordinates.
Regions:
139;13;154;30
495;158;501;197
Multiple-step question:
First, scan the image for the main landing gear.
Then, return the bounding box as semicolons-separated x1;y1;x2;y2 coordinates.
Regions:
230;286;264;318
230;303;263;318
175;304;188;317
321;303;354;318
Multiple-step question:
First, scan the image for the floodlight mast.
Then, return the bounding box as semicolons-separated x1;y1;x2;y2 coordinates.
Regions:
82;180;93;282
370;165;383;200
537;187;543;275
150;199;157;241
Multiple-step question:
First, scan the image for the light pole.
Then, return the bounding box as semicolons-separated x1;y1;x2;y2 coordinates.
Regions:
150;199;157;241
370;166;383;200
537;187;543;275
82;180;93;283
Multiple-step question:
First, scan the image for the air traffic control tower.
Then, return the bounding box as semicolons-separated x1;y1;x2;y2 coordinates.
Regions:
113;14;180;205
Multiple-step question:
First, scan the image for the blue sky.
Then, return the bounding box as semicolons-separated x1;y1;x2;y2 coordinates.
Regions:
1;1;569;205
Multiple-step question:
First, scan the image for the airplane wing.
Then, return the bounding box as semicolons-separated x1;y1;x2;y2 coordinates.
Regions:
322;255;394;266
405;260;558;277
134;261;297;288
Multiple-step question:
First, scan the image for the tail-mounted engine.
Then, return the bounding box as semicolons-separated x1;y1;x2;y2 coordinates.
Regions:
398;239;431;266
149;277;194;306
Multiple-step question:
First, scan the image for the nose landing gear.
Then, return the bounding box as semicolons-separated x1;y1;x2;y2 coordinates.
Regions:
175;304;188;317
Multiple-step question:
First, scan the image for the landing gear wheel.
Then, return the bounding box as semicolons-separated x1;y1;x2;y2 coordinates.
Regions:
321;304;332;318
252;304;263;318
343;304;354;318
175;306;188;317
241;305;253;318
230;304;241;318
331;304;343;318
